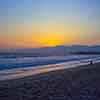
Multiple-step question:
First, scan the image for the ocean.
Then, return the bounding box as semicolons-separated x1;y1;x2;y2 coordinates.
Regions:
0;54;100;70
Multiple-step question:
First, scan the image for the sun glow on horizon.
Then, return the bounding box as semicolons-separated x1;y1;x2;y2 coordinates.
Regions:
0;0;100;48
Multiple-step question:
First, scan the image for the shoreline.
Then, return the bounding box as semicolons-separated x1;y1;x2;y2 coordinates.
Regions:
0;59;99;81
0;62;100;99
0;55;100;70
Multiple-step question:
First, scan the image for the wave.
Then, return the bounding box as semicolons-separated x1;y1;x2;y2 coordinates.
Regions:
0;55;100;70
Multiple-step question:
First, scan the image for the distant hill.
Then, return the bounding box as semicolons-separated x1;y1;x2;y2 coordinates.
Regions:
0;45;100;57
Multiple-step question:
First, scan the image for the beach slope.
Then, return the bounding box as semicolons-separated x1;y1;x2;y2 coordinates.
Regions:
0;62;100;100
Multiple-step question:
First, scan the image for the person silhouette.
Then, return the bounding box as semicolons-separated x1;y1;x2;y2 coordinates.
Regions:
90;60;93;65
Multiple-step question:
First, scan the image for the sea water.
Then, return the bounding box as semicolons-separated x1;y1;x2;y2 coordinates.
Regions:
0;54;100;70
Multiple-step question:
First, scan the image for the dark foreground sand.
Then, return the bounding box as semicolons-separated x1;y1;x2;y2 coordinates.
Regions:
0;63;100;100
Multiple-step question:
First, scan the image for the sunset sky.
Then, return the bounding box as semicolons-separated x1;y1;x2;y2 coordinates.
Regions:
0;0;100;48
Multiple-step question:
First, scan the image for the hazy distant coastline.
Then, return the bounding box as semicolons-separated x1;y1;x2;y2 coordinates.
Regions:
0;45;100;58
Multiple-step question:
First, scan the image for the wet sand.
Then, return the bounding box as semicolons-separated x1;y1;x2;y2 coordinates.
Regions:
0;62;100;100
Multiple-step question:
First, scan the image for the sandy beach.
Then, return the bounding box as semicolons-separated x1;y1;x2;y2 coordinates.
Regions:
0;62;100;100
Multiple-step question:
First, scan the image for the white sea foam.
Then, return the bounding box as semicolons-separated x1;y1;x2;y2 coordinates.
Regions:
0;55;100;81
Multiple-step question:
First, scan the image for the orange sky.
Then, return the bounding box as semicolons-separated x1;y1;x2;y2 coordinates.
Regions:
0;0;100;48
